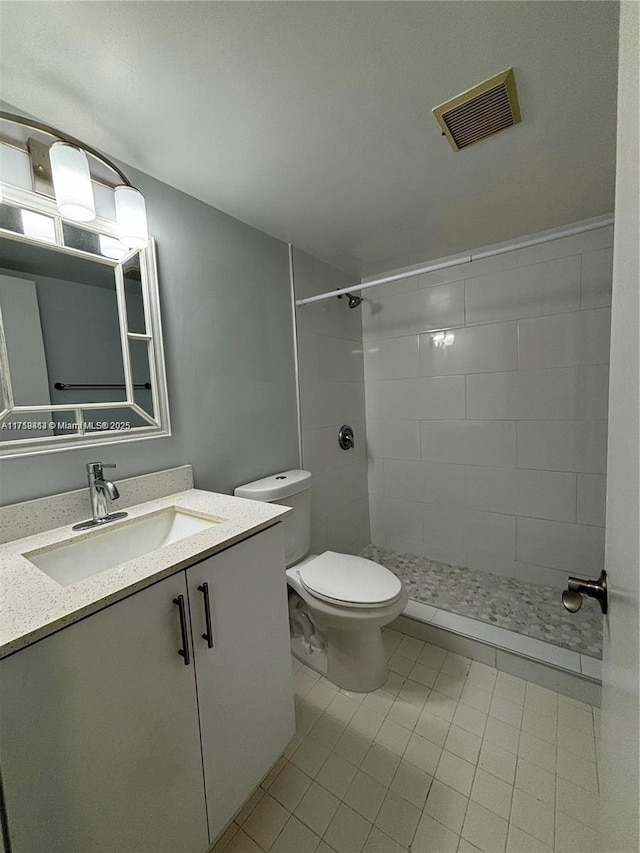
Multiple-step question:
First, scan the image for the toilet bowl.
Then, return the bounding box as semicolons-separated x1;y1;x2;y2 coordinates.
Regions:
234;470;407;692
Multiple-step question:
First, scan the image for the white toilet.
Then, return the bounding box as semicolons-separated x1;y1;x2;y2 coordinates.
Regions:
234;470;408;692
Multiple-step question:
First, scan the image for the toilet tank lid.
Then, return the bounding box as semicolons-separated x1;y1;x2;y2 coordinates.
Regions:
234;469;312;502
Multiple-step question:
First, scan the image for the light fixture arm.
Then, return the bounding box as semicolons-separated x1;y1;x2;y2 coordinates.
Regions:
0;110;132;188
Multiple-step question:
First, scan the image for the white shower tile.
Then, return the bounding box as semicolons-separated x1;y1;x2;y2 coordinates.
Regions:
414;261;468;288
581;246;614;309
367;458;385;496
466;467;576;522
465;509;517;558
418;322;517;376
517;517;605;573
366;418;420;460
454;249;520;280
368;497;386;547
466;552;568;590
577;473;606;526
515;225;612;266
518;308;610;369
499;654;596;703
364;336;419;381
580;656;602;681
418;505;466;564
298;332;365;382
430;611;582;672
366;376;465;421
578;365;609;419
402;599;438;623
516;420;608;473
466;369;578;420
302;429;326;474
299;379;345;428
385;536;426;558
383;460;468;507
371;282;465;339
465;255;581;325
420;420;516;467
366;272;420;298
342;381;366;423
374;498;423;542
422;505;515;561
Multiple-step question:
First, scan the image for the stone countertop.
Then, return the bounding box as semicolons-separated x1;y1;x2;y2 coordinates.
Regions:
0;489;290;659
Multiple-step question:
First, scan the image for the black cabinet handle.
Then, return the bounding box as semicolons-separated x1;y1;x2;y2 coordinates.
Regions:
198;583;214;649
173;595;191;665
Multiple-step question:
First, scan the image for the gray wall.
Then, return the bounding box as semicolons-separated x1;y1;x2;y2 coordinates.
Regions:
0;160;299;504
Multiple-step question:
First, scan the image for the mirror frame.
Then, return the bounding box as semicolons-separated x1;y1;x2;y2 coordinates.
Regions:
0;182;171;457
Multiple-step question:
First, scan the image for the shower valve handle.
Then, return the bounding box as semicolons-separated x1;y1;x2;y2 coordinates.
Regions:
338;424;355;450
562;570;608;615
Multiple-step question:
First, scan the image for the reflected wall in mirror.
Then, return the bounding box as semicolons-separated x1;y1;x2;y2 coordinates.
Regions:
0;193;170;457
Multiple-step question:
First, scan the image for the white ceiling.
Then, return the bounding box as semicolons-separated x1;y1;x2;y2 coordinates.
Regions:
0;1;619;277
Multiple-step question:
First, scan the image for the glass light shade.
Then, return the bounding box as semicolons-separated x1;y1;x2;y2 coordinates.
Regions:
99;234;128;260
21;210;56;243
49;142;96;222
115;185;149;249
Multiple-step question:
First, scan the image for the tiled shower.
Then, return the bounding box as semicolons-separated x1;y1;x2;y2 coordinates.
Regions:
292;221;612;668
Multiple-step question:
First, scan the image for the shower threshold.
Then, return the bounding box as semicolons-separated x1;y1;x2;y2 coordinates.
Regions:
361;544;602;682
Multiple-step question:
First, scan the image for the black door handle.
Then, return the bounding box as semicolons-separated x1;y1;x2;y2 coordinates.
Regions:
198;583;214;648
173;594;191;665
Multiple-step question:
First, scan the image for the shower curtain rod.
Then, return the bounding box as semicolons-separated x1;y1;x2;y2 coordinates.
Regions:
294;217;614;307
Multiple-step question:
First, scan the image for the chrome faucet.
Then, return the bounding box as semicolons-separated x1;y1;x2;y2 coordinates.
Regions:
72;462;128;531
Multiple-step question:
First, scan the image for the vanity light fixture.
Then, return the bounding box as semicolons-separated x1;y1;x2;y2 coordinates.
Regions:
114;185;148;250
0;110;149;248
49;141;95;222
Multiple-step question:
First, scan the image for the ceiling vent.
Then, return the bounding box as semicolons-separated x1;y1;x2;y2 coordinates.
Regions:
433;68;521;151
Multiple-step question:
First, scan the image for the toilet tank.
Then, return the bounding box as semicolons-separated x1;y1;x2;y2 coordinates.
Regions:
234;470;312;567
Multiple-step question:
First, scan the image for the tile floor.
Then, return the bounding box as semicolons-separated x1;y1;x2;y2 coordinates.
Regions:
213;629;602;853
361;545;602;658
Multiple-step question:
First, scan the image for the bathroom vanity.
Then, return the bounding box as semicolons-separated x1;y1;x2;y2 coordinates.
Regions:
0;484;295;853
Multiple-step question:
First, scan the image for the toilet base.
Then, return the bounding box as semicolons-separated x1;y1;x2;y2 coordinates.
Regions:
291;625;389;693
325;625;389;693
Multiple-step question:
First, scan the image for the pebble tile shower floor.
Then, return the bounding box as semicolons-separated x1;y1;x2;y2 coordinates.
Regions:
360;546;603;658
213;632;602;853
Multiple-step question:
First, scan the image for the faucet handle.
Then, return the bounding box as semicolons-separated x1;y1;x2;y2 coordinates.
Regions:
86;461;117;475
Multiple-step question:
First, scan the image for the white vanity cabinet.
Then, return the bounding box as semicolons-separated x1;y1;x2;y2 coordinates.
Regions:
187;525;296;841
0;524;294;853
0;570;210;853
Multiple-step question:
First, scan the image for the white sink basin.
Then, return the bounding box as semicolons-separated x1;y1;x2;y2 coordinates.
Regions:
25;508;222;587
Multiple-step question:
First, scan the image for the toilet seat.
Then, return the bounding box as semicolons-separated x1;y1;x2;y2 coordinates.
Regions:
298;551;402;609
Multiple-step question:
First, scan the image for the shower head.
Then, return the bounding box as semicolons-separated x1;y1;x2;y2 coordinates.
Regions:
337;292;363;309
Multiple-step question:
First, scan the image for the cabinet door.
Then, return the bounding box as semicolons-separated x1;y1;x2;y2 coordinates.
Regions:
0;573;209;853
187;525;295;840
